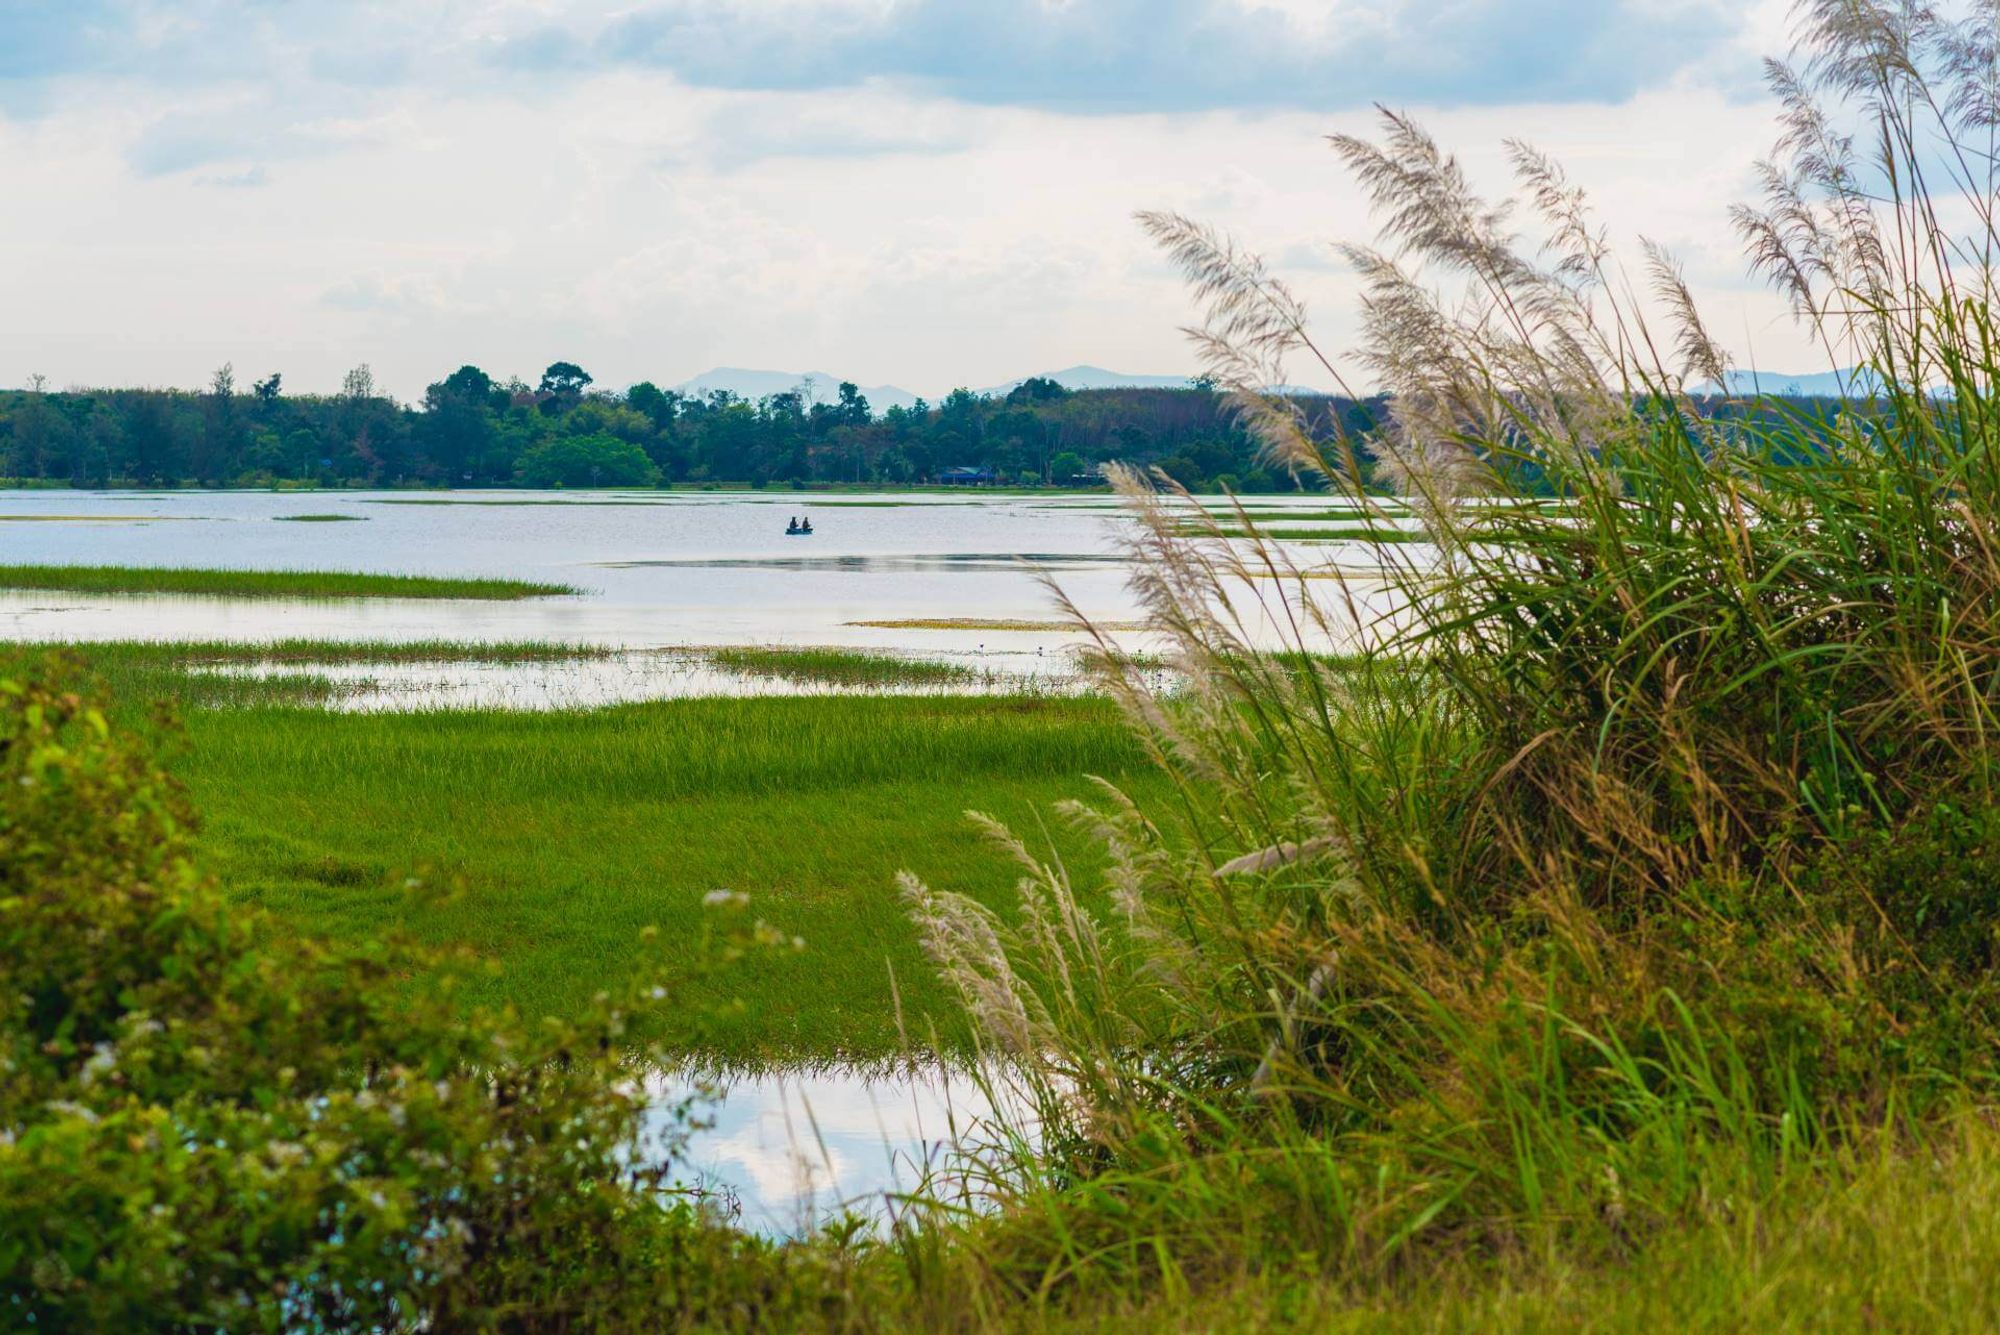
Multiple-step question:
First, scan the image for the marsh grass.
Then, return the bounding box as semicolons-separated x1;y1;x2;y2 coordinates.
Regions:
364;497;669;508
0;564;576;599
1187;524;1430;542
1;641;1157;1059
273;512;367;522
847;617;1148;632
882;2;2000;1322
166;693;1160;1060
704;646;991;688
32;639;620;709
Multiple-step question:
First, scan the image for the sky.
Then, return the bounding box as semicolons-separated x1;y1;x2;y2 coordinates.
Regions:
0;0;1814;402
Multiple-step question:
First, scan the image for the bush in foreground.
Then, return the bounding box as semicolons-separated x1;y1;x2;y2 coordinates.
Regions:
0;669;852;1329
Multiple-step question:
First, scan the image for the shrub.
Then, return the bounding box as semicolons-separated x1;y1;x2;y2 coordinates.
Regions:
0;666;849;1329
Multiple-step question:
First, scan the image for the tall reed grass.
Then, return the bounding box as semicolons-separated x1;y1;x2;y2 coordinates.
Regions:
897;0;2000;1310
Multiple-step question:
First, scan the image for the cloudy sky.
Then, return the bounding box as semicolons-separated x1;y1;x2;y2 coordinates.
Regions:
0;0;1809;401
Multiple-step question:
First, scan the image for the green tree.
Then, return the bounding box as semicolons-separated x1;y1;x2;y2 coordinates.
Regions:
195;363;239;484
537;361;593;413
514;432;661;487
1006;375;1069;405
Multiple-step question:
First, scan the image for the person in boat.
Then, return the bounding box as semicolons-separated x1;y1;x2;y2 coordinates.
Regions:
786;516;801;534
800;517;813;534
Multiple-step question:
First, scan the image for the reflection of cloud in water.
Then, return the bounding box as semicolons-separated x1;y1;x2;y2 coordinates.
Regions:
650;1064;1025;1236
602;552;1128;573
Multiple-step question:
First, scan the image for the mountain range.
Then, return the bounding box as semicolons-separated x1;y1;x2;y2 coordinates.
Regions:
1695;367;1884;397
672;364;1203;411
676;364;1898;410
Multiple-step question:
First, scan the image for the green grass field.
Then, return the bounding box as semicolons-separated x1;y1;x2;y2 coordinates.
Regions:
162;692;1154;1061
0;564;575;599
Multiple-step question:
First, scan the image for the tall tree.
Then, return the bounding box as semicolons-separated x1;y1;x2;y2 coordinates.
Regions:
196;363;239;483
537;362;592;412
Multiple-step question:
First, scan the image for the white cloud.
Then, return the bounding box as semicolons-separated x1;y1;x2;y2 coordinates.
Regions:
0;2;1824;399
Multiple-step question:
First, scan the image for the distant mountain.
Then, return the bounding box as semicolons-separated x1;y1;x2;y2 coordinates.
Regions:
673;368;923;412
673;363;1276;413
977;364;1201;397
1695;367;1884;398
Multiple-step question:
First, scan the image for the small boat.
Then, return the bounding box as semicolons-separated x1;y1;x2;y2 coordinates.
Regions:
785;518;814;536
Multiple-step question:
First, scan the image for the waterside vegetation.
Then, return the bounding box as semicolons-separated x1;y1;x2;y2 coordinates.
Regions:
0;564;577;599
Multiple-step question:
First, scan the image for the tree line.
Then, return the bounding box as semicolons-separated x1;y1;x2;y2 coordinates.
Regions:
0;362;1376;491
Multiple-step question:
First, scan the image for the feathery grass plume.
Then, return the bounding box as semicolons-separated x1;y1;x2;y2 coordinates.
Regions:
900;0;2000;1311
1135;210;1340;483
1642;237;1731;389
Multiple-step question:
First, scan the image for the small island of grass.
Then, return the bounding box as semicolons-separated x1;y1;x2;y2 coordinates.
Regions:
0;564;576;600
705;645;984;687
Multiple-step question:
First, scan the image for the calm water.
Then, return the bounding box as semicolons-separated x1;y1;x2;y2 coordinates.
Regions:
648;1063;1024;1235
0;488;1399;659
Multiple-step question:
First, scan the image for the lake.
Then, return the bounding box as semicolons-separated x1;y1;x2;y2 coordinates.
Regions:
0;486;1400;1230
0;487;1405;672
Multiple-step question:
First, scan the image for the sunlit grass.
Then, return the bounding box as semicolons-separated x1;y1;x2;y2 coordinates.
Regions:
170;693;1157;1061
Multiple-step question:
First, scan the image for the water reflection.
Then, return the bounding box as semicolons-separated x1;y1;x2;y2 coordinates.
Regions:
651;1064;1024;1236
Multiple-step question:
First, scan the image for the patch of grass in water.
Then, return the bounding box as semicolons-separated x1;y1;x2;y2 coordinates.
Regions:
16;640;617;710
706;646;986;687
790;500;937;508
274;513;367;522
0;564;577;599
847;617;1146;632
365;498;667;508
1185;525;1430;542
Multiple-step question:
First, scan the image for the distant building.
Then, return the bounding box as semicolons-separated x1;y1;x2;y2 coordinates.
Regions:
937;465;998;486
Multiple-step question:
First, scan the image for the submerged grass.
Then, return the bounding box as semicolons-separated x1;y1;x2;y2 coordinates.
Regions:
44;639;620;708
363;497;695;508
0;563;577;599
847;617;1148;632
1187;524;1429;542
